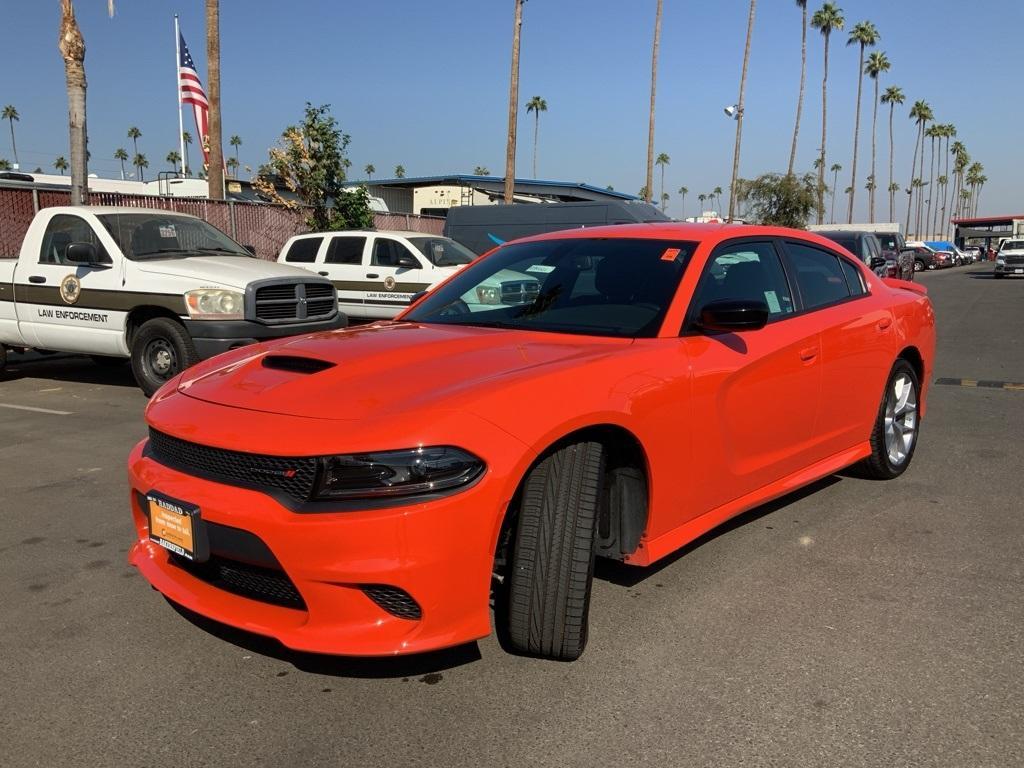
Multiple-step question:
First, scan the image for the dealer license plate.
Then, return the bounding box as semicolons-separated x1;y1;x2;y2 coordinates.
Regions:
148;493;204;561
1015;269;1023;274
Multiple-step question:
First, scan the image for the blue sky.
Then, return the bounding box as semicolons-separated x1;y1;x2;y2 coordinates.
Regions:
1;1;1021;220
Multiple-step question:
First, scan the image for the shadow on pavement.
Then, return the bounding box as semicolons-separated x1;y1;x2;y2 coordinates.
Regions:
0;352;138;389
966;269;997;279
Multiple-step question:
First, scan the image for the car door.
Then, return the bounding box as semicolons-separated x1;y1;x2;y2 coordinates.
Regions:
15;212;127;355
682;239;823;515
320;235;369;318
364;236;431;319
780;239;895;456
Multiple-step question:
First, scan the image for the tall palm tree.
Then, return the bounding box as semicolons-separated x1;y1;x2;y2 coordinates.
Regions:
394;164;405;179
166;150;182;173
787;1;808;176
811;3;844;224
729;0;757;221
2;105;19;167
226;156;239;179
504;0;525;203
711;186;722;214
206;0;224;199
698;193;707;213
525;96;547;178
645;0;663;204
905;100;930;236
364;163;375;180
54;156;69;175
229;134;241;164
127;126;141;158
182;131;192;176
678;186;688;218
949;141;968;219
938;124;955;236
133;152;148;181
924;124;941;238
60;0;106;204
880;85;904;221
845;20;879;222
830;163;842;222
973;173;987;218
114;147;128;179
655;152;670;211
966;162;983;217
865;51;890;222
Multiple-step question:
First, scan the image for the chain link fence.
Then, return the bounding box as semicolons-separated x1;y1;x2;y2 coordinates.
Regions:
0;183;445;260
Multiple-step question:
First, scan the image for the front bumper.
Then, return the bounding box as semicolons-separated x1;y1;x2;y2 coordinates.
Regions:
184;314;348;359
994;263;1024;276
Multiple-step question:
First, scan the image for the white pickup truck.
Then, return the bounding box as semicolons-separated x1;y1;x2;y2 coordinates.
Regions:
0;206;345;394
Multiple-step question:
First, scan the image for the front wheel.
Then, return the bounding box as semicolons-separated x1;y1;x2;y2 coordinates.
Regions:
860;360;921;480
504;441;605;661
130;318;199;397
914;260;925;273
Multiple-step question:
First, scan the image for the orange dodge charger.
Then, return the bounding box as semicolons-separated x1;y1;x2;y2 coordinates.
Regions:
128;223;935;661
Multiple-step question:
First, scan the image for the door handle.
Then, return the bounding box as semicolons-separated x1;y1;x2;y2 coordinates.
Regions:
366;273;379;279
877;317;893;331
318;271;329;276
799;346;818;362
28;275;46;284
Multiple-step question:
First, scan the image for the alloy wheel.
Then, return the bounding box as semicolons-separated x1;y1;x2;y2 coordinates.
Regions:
884;373;918;466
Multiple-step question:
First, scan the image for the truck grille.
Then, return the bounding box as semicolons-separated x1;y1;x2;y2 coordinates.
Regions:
500;280;540;305
1004;254;1024;265
252;280;337;324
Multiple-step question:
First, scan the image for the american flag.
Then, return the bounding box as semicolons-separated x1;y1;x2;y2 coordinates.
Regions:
178;33;210;166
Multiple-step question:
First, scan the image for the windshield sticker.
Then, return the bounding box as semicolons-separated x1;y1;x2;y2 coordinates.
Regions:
526;264;555;274
764;291;782;314
660;247;681;262
159;225;177;238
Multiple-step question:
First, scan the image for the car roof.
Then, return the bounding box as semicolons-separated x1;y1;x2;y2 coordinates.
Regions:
44;205;200;218
292;230;442;239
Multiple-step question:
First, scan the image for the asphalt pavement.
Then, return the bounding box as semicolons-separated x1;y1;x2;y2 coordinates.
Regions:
1;264;1021;767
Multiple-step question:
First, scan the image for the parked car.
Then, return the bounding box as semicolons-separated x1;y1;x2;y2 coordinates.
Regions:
0;207;344;394
994;239;1024;278
816;230;913;281
904;242;951;271
127;223;936;661
278;230;478;320
925;241;974;266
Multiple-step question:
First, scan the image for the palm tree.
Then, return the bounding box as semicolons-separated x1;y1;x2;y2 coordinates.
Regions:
229;134;241;164
644;0;664;205
865;51;890;223
905;100;930;236
364;163;375;180
713;186;724;214
830;163;842;222
133;152;148;181
698;193;707;213
504;0;525;203
394;164;405;179
844;20;879;223
728;0;757;221
226;156;239;179
880;85;904;221
973;173;987;218
525;96;547;178
206;0;224;199
127;126;141;158
54;156;69;175
0;159;10;171
182;131;193;176
924;124;941;237
2;105;19;167
787;1;808;176
114;147;128;179
938;124;955;236
678;186;688;218
949;141;968;219
661;192;670;210
655;152;670;211
166;150;182;173
811;3;845;224
474;166;491;176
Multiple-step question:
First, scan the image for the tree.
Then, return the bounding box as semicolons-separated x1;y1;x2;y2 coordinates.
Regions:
229;134;241;164
59;0;102;205
811;3;844;224
645;0;663;204
678;186;688;217
865;51;890;223
661;191;670;210
474;166;491;176
166;149;181;173
226;156;239;178
253;103;370;230
829;162;842;222
787;1;808;176
364;163;375;180
729;0;757;221
114;147;128;179
504;0;525;203
880;85;904;221
737;172;820;228
133;152;148;181
0;159;10;171
949;141;968;219
655;152;670;211
526;95;547;178
698;193;707;212
924;124;940;237
182;131;193;175
845;20;879;222
713;186;723;215
639;186;650;200
127;126;141;158
938;125;956;236
394;164;405;179
206;0;224;199
905;100;931;237
2;105;19;167
54;156;69;175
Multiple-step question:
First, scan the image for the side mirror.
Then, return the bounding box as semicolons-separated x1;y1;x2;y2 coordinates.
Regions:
870;256;887;269
65;242;108;266
243;244;257;256
396;255;420;270
698;299;769;332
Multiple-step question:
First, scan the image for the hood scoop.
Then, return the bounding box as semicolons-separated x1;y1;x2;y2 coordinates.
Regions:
261;355;336;374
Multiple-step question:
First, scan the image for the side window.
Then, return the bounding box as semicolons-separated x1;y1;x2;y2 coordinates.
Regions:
38;214;109;265
371;239;420;268
325;237;365;265
785;242;853;309
690;241;795;322
283;237;322;263
859;237;874;264
838;258;867;296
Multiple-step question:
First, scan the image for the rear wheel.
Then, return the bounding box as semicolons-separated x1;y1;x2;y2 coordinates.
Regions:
913;260;925;273
505;441;605;661
860;360;920;480
130;318;199;397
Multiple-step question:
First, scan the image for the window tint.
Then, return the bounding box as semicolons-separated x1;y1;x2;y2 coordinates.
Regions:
786;242;852;309
325;236;365;265
284;237;322;263
691;241;794;320
39;214;110;265
839;258;867;296
372;239;420;268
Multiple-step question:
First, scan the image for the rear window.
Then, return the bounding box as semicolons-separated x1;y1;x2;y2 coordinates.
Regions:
325;237;365;265
785;242;853;309
284;237;322;263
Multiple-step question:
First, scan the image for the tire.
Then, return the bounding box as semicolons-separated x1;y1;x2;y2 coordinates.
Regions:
0;345;6;372
89;355;127;367
994;273;1004;280
913;260;924;272
505;441;605;661
859;360;921;480
130;318;199;397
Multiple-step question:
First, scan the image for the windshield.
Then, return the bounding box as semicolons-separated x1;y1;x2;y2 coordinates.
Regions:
404;237;694;338
877;234;901;251
98;213;251;260
1000;240;1024;251
407;236;476;267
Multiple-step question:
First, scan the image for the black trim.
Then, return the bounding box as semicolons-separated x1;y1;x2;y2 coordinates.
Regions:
776;238;873;317
183;314;347;358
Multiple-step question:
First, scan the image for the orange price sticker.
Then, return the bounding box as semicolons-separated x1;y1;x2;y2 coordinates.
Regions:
661;248;681;262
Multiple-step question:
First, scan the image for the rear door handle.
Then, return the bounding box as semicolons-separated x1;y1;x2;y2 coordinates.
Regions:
366;273;379;279
877;317;893;331
318;271;329;276
799;346;818;362
28;275;46;284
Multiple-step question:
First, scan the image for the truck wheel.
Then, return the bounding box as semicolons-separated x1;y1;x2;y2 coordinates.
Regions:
505;441;605;661
859;359;920;480
131;318;199;397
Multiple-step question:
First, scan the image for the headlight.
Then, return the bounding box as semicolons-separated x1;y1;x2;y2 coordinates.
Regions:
996;257;1005;265
185;289;244;320
475;285;501;304
312;446;484;500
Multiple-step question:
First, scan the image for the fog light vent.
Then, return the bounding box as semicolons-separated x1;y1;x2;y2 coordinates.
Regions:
362;585;422;620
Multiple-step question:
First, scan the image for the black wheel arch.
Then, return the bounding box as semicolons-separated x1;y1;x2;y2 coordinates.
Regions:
126;305;187;348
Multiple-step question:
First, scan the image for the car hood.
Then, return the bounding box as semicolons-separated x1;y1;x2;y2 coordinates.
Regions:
176;322;630;420
136;256;320;290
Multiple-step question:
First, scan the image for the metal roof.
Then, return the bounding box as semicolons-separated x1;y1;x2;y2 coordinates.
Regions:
950;214;1024;225
345;174;637;201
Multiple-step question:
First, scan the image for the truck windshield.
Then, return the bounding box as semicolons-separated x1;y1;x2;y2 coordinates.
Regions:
407;237;476;267
97;213;251;260
403;238;694;338
1001;240;1024;251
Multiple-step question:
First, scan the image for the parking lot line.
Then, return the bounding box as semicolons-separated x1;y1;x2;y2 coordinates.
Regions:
0;402;74;416
935;377;1024;391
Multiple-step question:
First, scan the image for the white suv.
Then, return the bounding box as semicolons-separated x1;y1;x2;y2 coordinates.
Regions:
995;239;1024;279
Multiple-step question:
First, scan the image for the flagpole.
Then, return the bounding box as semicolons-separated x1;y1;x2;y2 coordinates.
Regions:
174;14;186;177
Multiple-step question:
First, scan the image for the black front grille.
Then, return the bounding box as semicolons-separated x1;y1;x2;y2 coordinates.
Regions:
1005;254;1024;265
500;280;540;305
171;554;306;610
253;280;337;324
148;429;318;503
362;585;422;620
